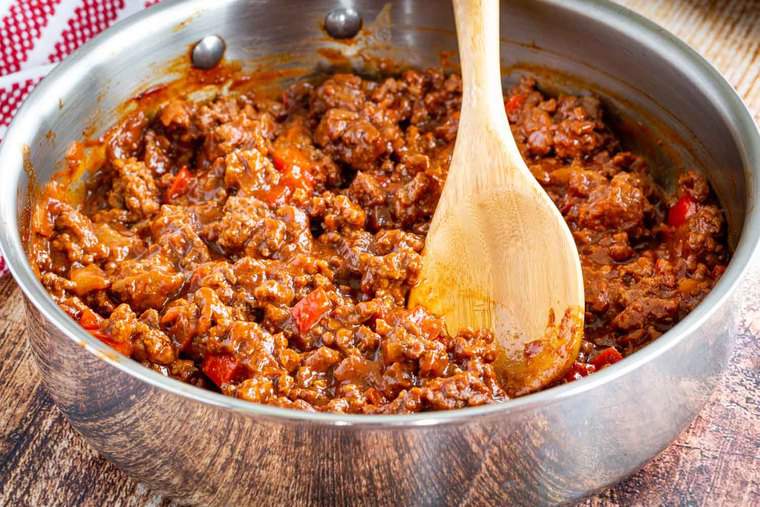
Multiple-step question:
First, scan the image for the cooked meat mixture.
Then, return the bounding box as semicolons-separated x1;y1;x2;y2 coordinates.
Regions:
29;69;729;414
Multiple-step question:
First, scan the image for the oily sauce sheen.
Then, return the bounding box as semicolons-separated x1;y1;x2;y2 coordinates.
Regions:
29;69;728;414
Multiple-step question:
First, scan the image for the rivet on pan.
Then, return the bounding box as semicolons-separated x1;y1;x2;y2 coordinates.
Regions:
192;35;226;70
324;8;362;39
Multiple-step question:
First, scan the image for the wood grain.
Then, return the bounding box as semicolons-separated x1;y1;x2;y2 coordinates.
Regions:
0;1;758;505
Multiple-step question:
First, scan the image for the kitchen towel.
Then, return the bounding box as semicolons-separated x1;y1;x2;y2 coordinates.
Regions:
0;0;161;276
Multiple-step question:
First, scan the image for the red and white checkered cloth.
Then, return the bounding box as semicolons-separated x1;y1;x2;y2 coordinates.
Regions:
0;0;161;277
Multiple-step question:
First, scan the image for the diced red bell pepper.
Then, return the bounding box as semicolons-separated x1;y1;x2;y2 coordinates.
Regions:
202;354;244;387
272;154;289;172
79;308;133;356
591;347;624;370
79;308;103;330
272;148;315;193
165;166;193;202
253;153;315;205
92;329;133;356
667;194;697;227
505;94;526;115
291;288;332;335
272;145;312;173
563;361;596;382
421;320;443;341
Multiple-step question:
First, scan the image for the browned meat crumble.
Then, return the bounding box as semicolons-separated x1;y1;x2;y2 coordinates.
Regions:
29;69;728;413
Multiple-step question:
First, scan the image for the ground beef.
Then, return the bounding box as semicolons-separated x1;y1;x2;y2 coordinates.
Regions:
29;69;729;413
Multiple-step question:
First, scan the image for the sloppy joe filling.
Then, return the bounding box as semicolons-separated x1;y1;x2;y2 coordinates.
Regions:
29;69;728;413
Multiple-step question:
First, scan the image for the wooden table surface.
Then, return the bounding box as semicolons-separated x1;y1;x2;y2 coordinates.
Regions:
1;1;758;505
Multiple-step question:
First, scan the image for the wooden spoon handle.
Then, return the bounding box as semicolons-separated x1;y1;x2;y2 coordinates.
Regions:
452;0;508;127
446;0;526;195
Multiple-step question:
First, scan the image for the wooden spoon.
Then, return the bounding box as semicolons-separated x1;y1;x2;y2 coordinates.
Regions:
408;0;585;396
